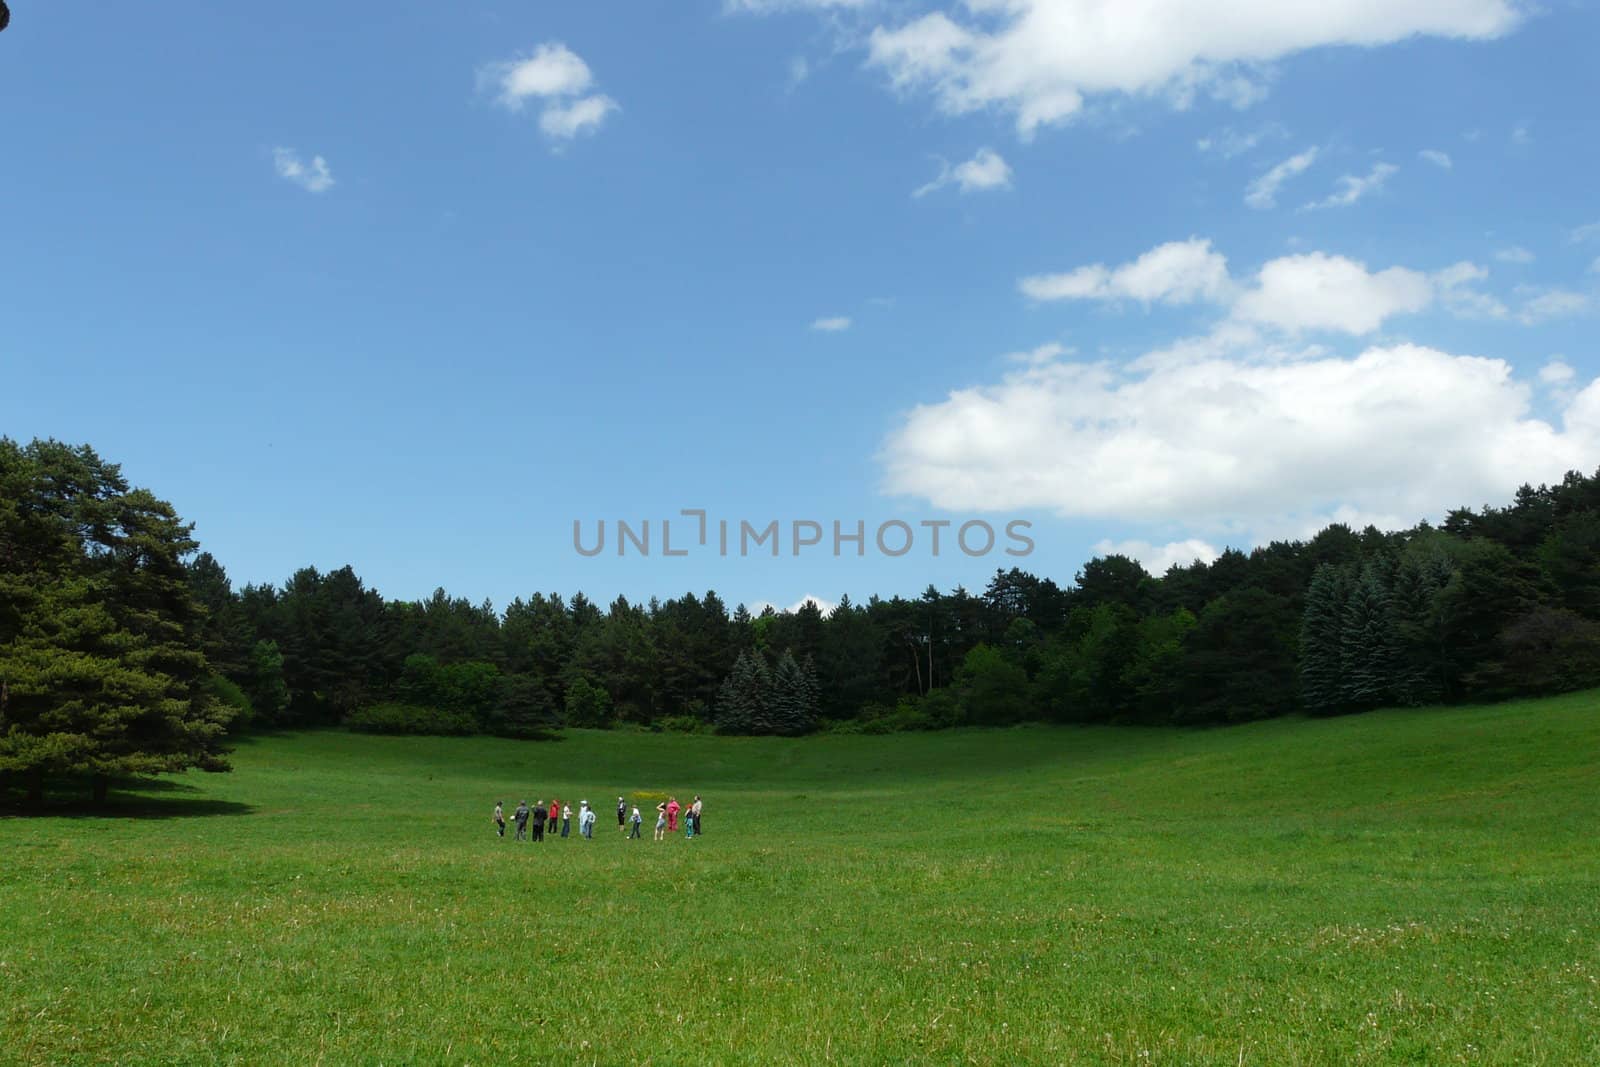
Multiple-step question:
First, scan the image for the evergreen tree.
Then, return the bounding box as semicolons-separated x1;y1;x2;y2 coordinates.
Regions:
0;439;233;803
1340;564;1401;710
1299;564;1352;714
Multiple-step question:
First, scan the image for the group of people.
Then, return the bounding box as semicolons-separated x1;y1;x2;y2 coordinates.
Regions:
647;795;702;841
492;797;598;841
492;793;704;843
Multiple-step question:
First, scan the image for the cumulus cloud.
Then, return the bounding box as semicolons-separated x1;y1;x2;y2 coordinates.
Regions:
1094;538;1221;574
1020;239;1233;306
812;316;852;331
539;95;619;139
1235;252;1431;332
863;0;1522;136
1245;147;1318;209
1419;148;1453;168
1495;246;1535;264
1303;161;1398;210
914;147;1014;197
747;594;840;616
479;43;618;143
272;147;334;193
1023;240;1441;335
1541;360;1575;385
880;344;1600;539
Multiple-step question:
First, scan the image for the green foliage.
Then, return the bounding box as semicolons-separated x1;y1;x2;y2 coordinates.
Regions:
242;639;290;724
563;677;614;729
0;438;233;800
953;643;1029;725
205;674;254;728
344;702;477;736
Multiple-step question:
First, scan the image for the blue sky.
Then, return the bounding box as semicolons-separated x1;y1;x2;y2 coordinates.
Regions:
3;0;1597;613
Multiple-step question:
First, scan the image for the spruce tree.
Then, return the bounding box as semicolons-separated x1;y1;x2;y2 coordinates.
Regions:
1341;564;1401;710
1299;564;1351;714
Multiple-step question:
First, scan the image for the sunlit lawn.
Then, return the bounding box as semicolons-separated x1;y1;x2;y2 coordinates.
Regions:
3;691;1598;1065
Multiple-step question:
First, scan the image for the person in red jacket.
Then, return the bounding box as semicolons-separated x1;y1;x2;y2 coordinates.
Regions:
666;796;680;833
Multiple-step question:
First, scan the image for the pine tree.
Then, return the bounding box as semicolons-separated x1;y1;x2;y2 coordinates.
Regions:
1341;563;1402;710
771;651;804;735
0;439;233;803
1299;564;1352;714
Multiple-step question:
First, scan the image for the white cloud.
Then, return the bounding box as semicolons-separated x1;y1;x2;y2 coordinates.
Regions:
1006;342;1074;366
1234;253;1431;334
1570;221;1600;244
480;43;618;143
914;147;1014;197
881;344;1600;538
1495;246;1535;264
538;94;619;140
1303;161;1398;210
1434;261;1508;319
864;0;1522;137
1245;147;1318;209
1094;538;1220;574
272;147;335;194
481;43;593;109
747;594;840;616
1024;237;1588;336
1517;289;1592;325
1197;123;1285;158
812;316;852;331
1541;360;1575;385
1020;238;1233;306
1418;148;1453;169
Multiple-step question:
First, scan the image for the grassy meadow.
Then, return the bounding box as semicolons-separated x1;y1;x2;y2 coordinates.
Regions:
3;692;1599;1065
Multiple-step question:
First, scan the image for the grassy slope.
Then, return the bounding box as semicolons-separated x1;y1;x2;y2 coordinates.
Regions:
2;692;1598;1065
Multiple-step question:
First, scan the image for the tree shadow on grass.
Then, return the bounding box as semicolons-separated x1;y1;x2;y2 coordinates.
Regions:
0;777;255;820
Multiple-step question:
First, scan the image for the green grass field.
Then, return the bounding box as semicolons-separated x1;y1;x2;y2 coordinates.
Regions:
4;693;1599;1065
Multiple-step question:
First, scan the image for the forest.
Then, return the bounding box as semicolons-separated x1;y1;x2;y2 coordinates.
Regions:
4;436;1600;796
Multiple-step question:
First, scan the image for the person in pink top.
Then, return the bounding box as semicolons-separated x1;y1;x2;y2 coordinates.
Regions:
666;797;680;832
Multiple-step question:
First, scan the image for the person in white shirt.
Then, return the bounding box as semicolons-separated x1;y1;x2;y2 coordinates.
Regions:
579;801;597;839
629;805;643;839
561;803;572;838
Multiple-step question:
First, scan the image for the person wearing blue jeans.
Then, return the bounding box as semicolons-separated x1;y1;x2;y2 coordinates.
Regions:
629;806;643;839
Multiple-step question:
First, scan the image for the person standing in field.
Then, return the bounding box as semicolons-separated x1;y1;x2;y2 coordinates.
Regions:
629;805;642;839
493;801;506;838
666;796;680;833
561;802;572;838
513;800;530;841
531;800;547;843
684;804;695;840
655;802;667;841
617;796;627;833
580;801;597;839
545;797;558;836
691;795;703;836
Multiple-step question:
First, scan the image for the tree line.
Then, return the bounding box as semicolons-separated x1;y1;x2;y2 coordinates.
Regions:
4;436;1599;799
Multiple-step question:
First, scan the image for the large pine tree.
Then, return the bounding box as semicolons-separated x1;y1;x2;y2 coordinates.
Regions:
1299;564;1352;714
0;439;233;803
